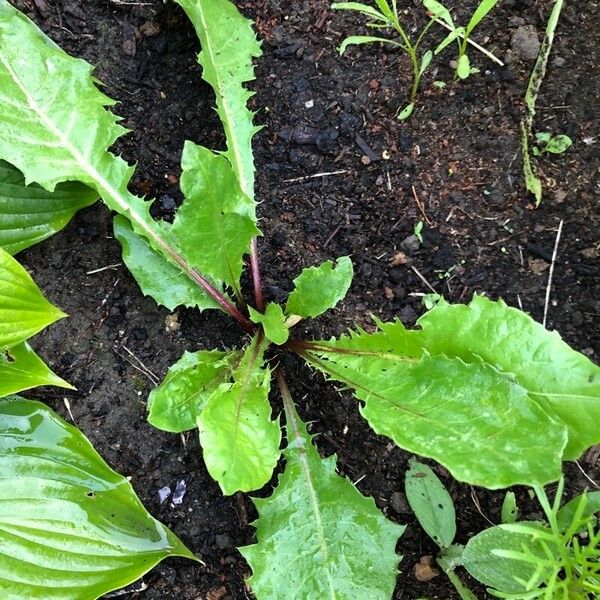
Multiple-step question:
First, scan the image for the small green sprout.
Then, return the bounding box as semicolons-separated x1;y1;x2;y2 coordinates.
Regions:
414;220;424;243
533;132;573;156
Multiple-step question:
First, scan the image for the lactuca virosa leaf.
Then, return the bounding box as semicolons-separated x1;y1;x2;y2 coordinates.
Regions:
175;0;262;201
0;396;198;600
148;349;242;433
240;402;404;599
405;458;456;549
0;246;65;348
0;1;242;314
301;295;600;488
197;335;281;495
249;302;289;345
286;256;353;319
0;161;97;255
0;342;72;397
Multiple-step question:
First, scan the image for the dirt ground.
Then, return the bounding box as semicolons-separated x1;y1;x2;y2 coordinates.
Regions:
11;0;600;598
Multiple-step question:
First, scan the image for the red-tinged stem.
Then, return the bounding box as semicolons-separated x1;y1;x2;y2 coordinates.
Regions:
157;237;255;334
250;237;265;312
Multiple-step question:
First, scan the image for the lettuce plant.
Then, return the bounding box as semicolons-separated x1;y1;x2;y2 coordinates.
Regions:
0;0;599;597
0;233;196;597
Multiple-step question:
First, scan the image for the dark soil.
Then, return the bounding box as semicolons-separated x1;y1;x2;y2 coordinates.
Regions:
10;0;600;598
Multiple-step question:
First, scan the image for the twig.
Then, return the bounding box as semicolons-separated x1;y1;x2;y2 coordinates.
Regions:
411;185;433;226
113;345;160;385
283;170;349;183
86;263;121;275
411;265;437;294
542;219;563;328
433;18;504;66
574;460;600;490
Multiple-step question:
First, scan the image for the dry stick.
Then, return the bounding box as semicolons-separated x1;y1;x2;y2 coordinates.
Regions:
282;170;349;183
411;265;437;294
542;219;563;328
433;18;504;66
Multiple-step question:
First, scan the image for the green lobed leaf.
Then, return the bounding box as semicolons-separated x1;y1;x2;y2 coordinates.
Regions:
0;161;97;255
0;342;72;397
413;295;600;460
249;303;289;346
147;349;243;433
286;256;353;319
171;142;259;293
113;216;220;311
0;246;65;348
461;523;550;594
405;458;456;549
0;2;228;313
197;336;281;495
301;295;600;487
0;396;197;599
240;403;405;599
175;0;262;202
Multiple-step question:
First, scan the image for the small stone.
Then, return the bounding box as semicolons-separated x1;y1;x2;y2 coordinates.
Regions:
291;124;318;145
400;234;420;253
165;313;180;333
398;305;418;324
511;25;540;61
552;56;566;67
390;491;410;513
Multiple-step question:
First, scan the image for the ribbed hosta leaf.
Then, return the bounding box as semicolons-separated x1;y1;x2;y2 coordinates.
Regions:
0;396;197;600
148;349;242;433
302;295;600;488
175;0;262;201
240;403;404;599
197;336;281;495
286;256;353;319
0;246;65;348
0;161;97;255
0;342;72;396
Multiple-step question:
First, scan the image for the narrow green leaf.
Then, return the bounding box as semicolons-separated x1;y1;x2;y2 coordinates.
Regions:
419;50;433;75
0;246;65;348
521;123;543;205
501;491;519;524
456;53;471;79
113;216;220;311
147;349;242;433
175;0;262;202
0;161;97;255
171;142;259;292
373;0;395;20
286;256;353;319
465;0;499;36
197;336;281;495
240;403;404;599
339;35;399;55
423;0;454;27
461;523;550;594
405;458;456;548
434;27;465;55
249;303;289;346
0;396;197;600
0;342;72;397
332;2;389;22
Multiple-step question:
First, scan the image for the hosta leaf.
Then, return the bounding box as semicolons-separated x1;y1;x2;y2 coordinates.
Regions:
171;142;259;292
286;256;353;319
175;0;262;201
0;246;65;348
0;396;197;600
0;342;72;397
240;402;404;599
197;336;281;495
461;523;550;594
148;349;242;433
249;302;289;345
113;216;220;311
0;161;97;255
413;296;600;459
306;349;566;488
405;459;456;549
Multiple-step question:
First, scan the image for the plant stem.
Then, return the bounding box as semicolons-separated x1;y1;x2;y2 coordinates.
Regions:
250;237;265;312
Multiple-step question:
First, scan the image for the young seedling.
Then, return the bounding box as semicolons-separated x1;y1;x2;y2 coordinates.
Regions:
333;0;438;118
1;0;599;597
424;0;500;79
533;131;573;156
